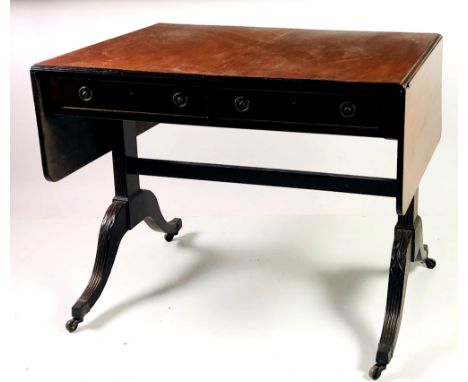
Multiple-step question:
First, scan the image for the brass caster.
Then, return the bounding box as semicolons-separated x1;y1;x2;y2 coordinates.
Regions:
164;233;176;242
425;257;436;269
65;317;83;333
369;364;386;380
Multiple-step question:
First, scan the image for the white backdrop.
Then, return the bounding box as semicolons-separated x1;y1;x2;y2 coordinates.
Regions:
10;1;459;381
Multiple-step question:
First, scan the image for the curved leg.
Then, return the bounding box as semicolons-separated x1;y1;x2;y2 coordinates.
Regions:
370;190;436;379
66;199;129;332
128;189;182;242
141;190;182;242
65;189;183;332
369;229;412;379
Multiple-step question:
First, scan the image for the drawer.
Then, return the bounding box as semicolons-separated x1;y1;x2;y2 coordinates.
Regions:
209;88;384;129
57;78;208;117
44;75;401;138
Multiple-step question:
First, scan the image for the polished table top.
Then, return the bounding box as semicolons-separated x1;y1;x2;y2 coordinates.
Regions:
36;23;440;85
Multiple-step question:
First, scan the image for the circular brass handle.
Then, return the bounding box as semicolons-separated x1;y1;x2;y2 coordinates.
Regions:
234;96;250;113
173;92;188;108
339;101;356;119
78;86;93;102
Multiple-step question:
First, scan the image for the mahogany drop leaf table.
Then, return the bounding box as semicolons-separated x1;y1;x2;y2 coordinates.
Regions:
30;23;442;380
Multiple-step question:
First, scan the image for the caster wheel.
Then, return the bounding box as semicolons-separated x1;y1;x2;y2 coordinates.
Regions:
425;257;436;269
164;233;175;242
369;364;386;380
65;318;82;333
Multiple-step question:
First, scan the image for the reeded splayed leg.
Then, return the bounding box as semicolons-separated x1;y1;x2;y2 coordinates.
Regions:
65;199;128;332
369;228;412;380
65;121;183;332
369;192;436;380
65;190;183;333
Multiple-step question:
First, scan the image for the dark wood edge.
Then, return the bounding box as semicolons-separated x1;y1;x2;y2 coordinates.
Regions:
127;157;397;197
30;70;55;181
30;65;405;96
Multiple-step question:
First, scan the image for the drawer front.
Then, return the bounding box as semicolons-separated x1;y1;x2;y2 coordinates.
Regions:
44;74;401;137
58;78;208;117
209;88;382;128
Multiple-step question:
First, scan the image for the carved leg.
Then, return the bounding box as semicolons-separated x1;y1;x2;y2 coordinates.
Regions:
369;228;412;379
65;190;182;332
369;194;436;379
65;199;129;332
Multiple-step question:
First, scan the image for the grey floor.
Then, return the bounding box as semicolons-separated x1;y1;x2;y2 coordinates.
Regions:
10;213;457;382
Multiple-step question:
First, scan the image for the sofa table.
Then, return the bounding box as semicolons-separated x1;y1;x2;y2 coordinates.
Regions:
31;23;442;379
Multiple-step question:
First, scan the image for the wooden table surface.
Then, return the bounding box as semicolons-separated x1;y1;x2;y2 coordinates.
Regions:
32;23;443;216
37;23;440;85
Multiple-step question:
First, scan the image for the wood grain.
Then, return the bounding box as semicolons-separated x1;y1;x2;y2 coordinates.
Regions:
399;40;442;214
36;23;440;84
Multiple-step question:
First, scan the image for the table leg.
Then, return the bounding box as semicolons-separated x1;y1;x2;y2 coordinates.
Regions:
65;189;182;332
369;193;436;379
